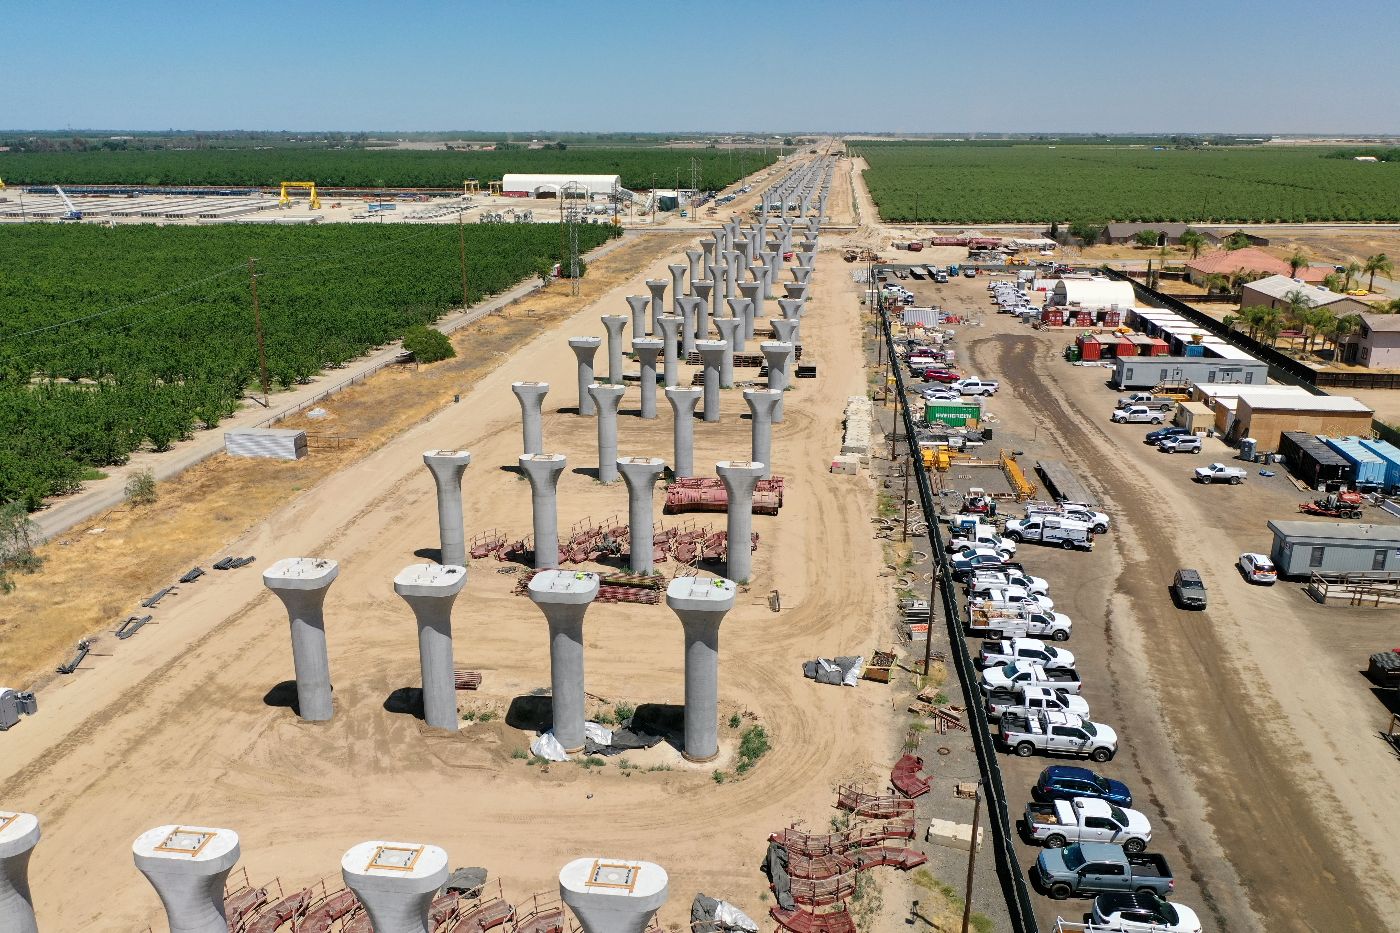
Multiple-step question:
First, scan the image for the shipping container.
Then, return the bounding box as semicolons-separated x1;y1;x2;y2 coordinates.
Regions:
1323;436;1388;488
225;428;308;461
1279;432;1356;489
1359;439;1400;489
924;402;981;427
1075;334;1102;361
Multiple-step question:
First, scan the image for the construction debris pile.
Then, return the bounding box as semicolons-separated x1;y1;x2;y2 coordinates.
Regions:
473;517;759;570
802;656;865;686
664;477;785;515
840;397;874;463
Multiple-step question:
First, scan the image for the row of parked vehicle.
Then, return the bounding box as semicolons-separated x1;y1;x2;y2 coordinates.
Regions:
941;489;1203;930
989;280;1040;318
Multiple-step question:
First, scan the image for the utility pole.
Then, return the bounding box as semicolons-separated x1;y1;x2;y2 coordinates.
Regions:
248;257;270;406
458;207;469;311
961;783;983;933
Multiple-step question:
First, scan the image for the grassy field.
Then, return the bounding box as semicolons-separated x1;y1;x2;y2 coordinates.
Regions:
0;146;778;191
856;143;1400;223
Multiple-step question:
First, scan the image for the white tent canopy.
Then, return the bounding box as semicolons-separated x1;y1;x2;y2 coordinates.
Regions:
1052;279;1136;309
501;173;622;197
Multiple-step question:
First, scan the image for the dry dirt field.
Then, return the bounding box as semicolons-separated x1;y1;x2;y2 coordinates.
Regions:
0;164;924;932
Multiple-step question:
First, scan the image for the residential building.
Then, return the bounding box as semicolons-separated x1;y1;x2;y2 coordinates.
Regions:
1239;275;1371;316
1339;314;1400;368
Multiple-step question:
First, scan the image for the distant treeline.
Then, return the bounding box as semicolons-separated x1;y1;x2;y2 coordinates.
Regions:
849;135;1263;148
1325;148;1400;162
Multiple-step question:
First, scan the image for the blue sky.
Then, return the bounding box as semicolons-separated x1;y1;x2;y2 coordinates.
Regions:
4;0;1398;133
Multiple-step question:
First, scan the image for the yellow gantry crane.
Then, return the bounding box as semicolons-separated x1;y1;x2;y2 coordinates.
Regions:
278;181;321;209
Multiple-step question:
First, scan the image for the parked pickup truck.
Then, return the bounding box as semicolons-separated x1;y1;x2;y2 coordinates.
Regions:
969;585;1052;613
1004;516;1093;550
979;638;1075;671
1115;393;1177;412
1025;502;1110;534
1194;462;1246;484
955;378;1000;396
1023;797;1152;852
966;606;1072;641
949;548;1020;580
1033;843;1175;900
981;662;1083;694
949;531;1017;557
1110;405;1165;425
967;568;1049;596
986;684;1089;721
1000;710;1115;761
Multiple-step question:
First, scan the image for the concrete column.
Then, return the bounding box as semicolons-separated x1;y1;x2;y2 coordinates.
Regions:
713;317;741;388
632;338;662;419
716;461;764;583
696;340;726;423
678;297;698;357
744;389;782;479
791;265;813;284
263;557;340;722
668;264;686;317
706;263;722;324
520;454;567;569
690;293;711;347
588;384;625;483
685;248;702;285
737;282;763;344
0;811;39;933
784;282;809;301
512;382;549;456
569;337;602;416
734;237;751;267
797;251;817;269
657;315;683;389
692;281;714;338
560;858;668;933
395;563;467;731
527;570;601;753
342;841;448;933
423;449;472;567
645;279;667;335
700;238;716;269
770;318;798;345
666;387;702;478
133;825;240;933
778;297;804;345
625;295;650;340
618;457;665;574
600;315;628;384
666;576;738;761
723;252;740;299
761;341;794;423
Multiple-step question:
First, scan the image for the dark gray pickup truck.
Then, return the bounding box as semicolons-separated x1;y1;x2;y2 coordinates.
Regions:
1032;842;1174;899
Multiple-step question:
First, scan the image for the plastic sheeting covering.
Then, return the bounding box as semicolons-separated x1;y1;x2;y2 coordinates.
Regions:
760;842;795;910
445;867;488;896
802;656;865;686
692;895;759;933
530;732;569;761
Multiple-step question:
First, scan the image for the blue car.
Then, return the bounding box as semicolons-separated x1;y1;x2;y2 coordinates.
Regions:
1143;426;1189;445
1031;765;1132;808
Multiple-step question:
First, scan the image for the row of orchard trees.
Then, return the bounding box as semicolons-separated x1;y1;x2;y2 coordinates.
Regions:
0;222;620;509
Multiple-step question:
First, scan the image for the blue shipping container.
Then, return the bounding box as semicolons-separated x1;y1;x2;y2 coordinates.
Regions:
1323;436;1388;487
1359;439;1400;488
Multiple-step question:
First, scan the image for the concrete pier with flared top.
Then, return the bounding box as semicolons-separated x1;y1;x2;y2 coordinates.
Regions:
784;282;809;301
625;296;649;340
657;315;683;389
632;338;662;419
713;318;741;388
133;825;241;933
342;841;448;933
706;263;722;322
520;454;567;569
668;265;686;316
700;237;716;266
761;341;794;423
618;457;665;573
678;297;699;357
512;383;549;456
744;389;782;479
692;282;714;339
666;576;738;761
770;318;798;346
791;265;812;285
666;387;701;477
685;248;702;285
600;315;628;384
762;253;781;299
716;461;764;583
0;811;39;933
588;384;625;483
263;557;340;722
724;252;741;298
395;563;467;731
644;279;667;335
423;449;472;567
696;340;726;423
527;570;601;753
569;337;602;415
559;858;669;933
737;282;762;342
778;298;804;344
797;251;816;269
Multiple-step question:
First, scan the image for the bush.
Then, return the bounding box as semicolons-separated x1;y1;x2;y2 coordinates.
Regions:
125;468;158;506
728;713;743;729
738;725;769;768
0;503;43;593
511;748;529;760
401;325;455;363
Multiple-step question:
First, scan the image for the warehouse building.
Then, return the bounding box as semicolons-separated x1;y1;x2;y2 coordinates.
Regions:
500;173;622;198
1111;355;1269;389
1233;393;1374;449
1266;520;1400;576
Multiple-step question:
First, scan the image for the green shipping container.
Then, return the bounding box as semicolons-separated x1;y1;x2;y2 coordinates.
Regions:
925;402;981;427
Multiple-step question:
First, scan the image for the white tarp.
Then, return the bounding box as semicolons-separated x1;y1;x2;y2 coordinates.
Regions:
530;732;569;762
584;721;614;746
714;902;759;933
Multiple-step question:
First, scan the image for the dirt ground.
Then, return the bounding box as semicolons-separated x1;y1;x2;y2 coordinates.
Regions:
0;170;923;932
903;272;1400;932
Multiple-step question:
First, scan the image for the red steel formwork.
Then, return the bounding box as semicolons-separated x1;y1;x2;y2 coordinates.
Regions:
770;905;857;933
834;785;916;819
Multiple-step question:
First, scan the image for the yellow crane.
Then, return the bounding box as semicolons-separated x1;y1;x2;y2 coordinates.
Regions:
278;181;321;209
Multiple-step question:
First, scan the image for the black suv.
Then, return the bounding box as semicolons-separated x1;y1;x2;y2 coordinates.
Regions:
1171;568;1207;610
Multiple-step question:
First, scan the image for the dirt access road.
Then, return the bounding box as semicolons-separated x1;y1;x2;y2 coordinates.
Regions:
913;274;1398;931
0;212;910;931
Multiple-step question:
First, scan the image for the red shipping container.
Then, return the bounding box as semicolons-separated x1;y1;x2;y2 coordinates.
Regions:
1041;308;1065;326
1077;335;1101;361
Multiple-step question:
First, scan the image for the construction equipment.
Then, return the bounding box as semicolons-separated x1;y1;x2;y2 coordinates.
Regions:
1299;490;1364;519
1000;449;1037;500
278;181;322;209
54;185;82;221
464;179;480;194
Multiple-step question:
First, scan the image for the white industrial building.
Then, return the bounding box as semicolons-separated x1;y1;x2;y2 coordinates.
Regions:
1051;279;1136;309
500;174;622;199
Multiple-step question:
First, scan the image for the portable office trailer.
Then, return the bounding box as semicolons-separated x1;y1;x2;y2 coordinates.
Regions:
1267;520;1400;576
1359;439;1400;489
1111;355;1268;390
225;427;308;461
1278;432;1357;489
1323;437;1388;488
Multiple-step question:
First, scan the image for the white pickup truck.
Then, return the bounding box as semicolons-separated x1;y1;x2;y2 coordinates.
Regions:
1022;797;1152;853
969;585;1053;613
985;683;1090;721
1116;392;1177;411
1001;710;1116;762
979;638;1076;671
967;568;1049;596
1004;516;1094;551
1194;462;1246;484
949;530;1017;557
966;606;1073;641
980;661;1083;694
1025;502;1110;535
1110;405;1165;425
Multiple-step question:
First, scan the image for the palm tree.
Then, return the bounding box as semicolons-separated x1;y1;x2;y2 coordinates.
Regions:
1179;228;1206;259
1288;249;1308;278
1343;260;1363;291
1327;314;1360;358
1203;273;1230;295
1238;305;1271;340
1374;297;1400;314
1322;272;1344;293
1305;308;1335;354
1363;253;1394;292
1280;289;1315;349
1256;306;1285;346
